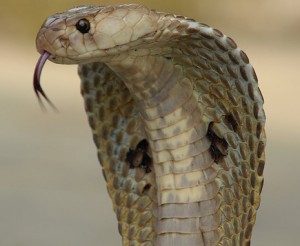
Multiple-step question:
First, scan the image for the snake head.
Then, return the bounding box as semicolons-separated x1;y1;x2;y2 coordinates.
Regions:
34;4;160;107
35;4;159;64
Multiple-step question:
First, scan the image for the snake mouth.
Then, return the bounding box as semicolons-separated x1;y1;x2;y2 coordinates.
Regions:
33;51;57;110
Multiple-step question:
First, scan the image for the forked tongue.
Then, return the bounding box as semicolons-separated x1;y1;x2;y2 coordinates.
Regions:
33;51;58;111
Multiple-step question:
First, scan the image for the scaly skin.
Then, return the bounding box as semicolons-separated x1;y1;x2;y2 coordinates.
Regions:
35;4;266;246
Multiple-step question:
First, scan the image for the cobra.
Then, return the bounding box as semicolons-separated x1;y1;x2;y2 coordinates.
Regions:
33;4;266;246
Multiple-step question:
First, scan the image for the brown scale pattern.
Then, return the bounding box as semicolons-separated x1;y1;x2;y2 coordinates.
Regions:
34;4;266;245
172;25;266;245
74;5;265;246
79;63;158;245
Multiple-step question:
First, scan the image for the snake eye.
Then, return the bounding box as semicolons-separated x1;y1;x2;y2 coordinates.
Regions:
76;19;90;34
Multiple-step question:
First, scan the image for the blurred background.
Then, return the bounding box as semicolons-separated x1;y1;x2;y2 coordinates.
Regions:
0;0;299;245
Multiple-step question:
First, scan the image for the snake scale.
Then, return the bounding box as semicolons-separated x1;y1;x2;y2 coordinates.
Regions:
33;4;266;246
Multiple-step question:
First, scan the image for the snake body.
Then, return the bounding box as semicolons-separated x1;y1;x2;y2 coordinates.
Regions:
34;4;266;246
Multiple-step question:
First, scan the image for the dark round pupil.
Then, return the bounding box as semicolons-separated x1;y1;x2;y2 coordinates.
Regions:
76;19;90;34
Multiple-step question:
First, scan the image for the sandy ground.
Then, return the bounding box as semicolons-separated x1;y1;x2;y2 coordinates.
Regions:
1;0;300;245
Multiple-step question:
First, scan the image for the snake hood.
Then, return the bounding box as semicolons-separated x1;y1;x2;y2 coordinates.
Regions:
34;4;266;246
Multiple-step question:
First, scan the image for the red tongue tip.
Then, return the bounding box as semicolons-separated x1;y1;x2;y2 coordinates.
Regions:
33;51;58;111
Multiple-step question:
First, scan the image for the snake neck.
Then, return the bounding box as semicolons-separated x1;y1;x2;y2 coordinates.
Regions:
106;55;218;245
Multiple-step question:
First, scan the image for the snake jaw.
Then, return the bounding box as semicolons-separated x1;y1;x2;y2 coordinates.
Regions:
33;51;58;111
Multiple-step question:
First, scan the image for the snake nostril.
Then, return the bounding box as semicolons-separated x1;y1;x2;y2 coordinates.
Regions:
51;27;61;32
